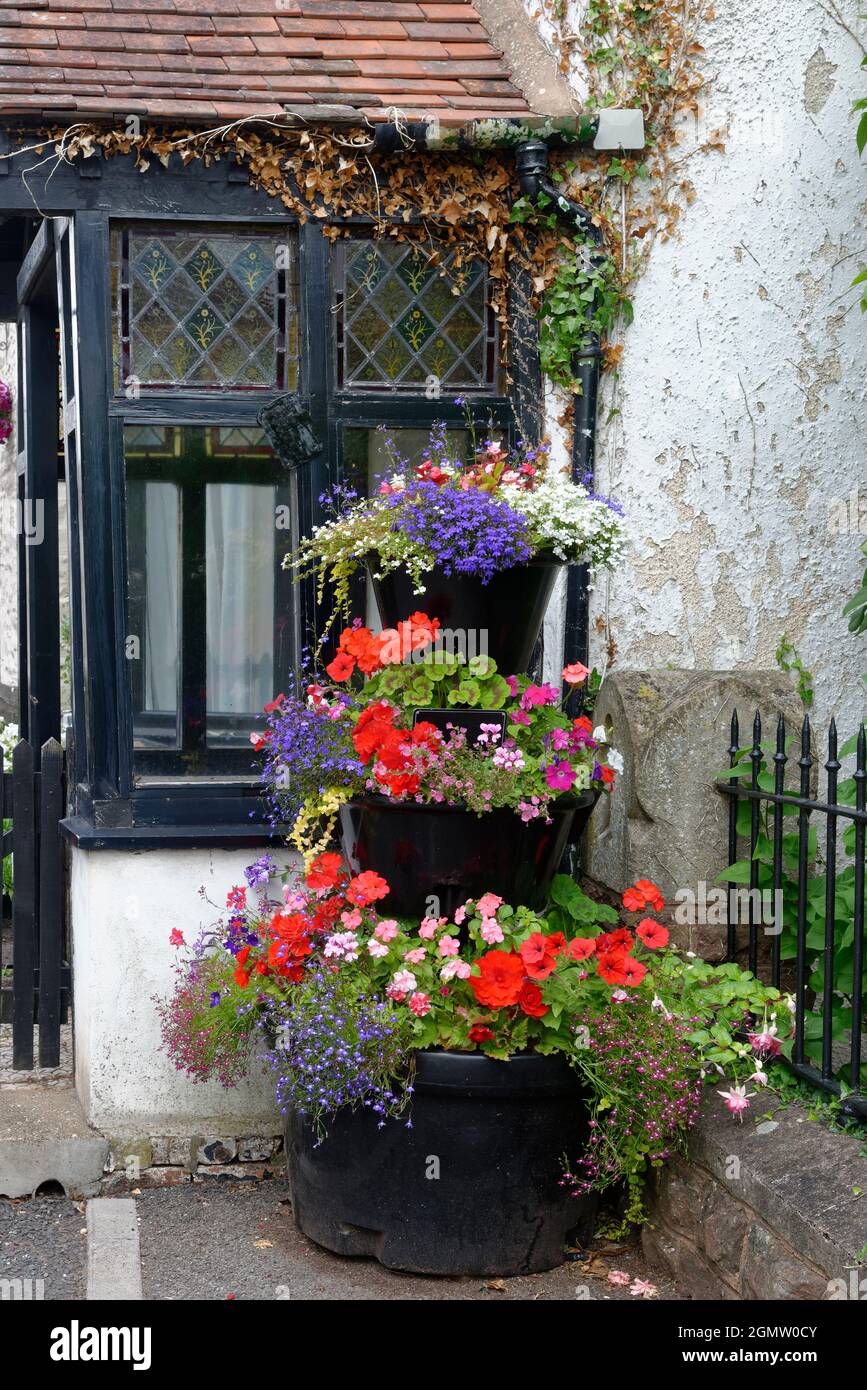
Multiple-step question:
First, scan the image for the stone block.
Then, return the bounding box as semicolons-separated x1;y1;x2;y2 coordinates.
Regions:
740;1220;830;1300
642;1222;739;1300
582;670;805;906
192;1161;285;1182
237;1137;280;1162
702;1181;750;1279
197;1137;238;1165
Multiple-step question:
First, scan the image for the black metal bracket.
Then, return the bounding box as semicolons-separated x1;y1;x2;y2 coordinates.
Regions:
257;394;322;471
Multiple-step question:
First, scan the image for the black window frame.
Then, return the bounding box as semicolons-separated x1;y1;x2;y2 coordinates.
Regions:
40;176;541;842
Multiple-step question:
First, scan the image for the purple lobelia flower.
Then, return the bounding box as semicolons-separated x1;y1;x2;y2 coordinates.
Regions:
381;479;531;583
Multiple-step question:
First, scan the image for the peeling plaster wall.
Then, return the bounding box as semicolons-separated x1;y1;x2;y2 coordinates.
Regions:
541;1;866;737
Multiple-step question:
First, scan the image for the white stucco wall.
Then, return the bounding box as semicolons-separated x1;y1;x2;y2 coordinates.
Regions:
71;846;286;1134
541;1;866;736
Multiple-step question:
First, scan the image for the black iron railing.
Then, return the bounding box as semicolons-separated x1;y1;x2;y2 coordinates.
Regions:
717;710;866;1118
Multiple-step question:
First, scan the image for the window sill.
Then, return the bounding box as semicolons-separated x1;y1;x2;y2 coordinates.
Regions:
60;816;288;852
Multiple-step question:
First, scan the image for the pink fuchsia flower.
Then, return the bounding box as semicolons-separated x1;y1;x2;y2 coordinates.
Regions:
403;947;427;965
367;939;389;959
562;661;590;685
438;935;460;957
418;917;439;940
440;958;472;981
392;969;417;993
607;1270;630;1288
408;992;431;1017
480;918;504;945
170;929;185;947
453;905;467;926
718;1084;754;1117
629;1279;658;1299
749;1067;769;1087
545;760;576;792
747;1024;781;1056
374;919;399;942
476;893;503;918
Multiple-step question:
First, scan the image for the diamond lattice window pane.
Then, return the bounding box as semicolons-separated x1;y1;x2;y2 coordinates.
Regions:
112;226;299;393
338;239;497;392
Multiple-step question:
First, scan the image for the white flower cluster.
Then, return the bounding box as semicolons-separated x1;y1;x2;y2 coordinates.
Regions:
501;470;626;570
0;719;18;770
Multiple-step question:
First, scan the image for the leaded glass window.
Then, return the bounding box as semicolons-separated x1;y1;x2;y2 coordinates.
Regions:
124;424;296;776
111;227;299;393
335;239;498;392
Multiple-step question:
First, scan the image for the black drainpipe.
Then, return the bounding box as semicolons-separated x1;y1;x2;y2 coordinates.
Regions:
515;140;605;692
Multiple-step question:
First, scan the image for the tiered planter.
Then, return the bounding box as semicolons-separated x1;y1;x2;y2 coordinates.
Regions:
340;790;598;918
291;557;602;1276
286;1050;597;1277
369;556;563;674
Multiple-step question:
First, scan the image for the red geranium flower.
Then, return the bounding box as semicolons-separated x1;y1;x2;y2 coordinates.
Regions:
519;931;566;981
594;927;634;957
234;968;250;989
468;1024;496;1044
269;912;313;959
346;870;390;906
621;956;647;987
565;936;597;961
325;650;355;682
596;950;630;986
518;981;548;1018
305;851;344;892
622;878;665;913
469;950;525;1008
636;917;669;950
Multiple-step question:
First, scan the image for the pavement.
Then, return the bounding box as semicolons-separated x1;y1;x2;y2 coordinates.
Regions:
0;1179;681;1302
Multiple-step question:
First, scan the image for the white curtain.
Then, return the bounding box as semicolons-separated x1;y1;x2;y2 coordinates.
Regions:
143;482;179;714
205;483;275;720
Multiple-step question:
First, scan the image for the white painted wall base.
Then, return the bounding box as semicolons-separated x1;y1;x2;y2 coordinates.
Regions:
71;845;288;1135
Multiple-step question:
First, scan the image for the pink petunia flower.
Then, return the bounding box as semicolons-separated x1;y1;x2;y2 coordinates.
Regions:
546;760;576;792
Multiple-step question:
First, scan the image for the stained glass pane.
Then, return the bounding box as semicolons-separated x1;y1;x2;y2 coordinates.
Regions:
112;226;299;393
338;239;497;392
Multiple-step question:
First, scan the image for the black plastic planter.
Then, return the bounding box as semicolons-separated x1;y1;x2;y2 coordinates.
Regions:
286;1050;597;1277
369;557;563;675
340;792;598;919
